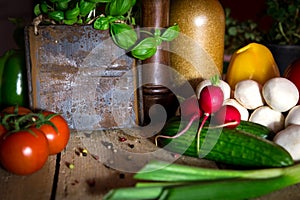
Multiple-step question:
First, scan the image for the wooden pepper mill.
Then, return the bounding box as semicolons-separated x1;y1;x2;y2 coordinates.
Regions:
141;0;178;125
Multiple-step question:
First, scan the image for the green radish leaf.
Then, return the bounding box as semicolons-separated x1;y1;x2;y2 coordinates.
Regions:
160;24;180;42
131;37;157;60
110;23;137;50
210;74;220;85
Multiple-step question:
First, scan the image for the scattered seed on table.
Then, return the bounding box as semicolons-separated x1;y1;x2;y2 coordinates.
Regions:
119;137;127;142
82;149;88;156
101;141;114;149
91;154;99;160
109;160;114;165
127;155;132;160
172;153;180;159
66;162;75;169
86;179;96;188
119;173;125;179
84;132;91;138
71;179;79;185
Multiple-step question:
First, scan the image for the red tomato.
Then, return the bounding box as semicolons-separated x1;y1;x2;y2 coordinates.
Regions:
38;111;70;155
1;106;32;115
0;128;49;175
0;125;7;139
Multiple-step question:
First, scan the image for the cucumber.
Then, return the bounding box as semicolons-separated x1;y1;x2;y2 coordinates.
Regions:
236;120;275;140
158;117;293;167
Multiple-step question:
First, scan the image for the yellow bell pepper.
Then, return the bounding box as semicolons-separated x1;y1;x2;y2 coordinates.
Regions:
225;43;280;89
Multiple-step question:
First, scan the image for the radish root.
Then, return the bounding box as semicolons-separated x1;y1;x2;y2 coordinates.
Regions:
155;114;199;146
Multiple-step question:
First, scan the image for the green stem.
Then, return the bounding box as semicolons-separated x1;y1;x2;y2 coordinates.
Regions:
106;162;300;200
134;160;284;182
139;30;154;36
103;186;163;200
278;22;290;44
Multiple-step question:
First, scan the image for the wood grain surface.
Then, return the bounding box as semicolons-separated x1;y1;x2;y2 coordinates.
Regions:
1;129;300;200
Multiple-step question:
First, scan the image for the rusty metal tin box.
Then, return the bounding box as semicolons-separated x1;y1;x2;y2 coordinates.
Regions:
24;25;140;130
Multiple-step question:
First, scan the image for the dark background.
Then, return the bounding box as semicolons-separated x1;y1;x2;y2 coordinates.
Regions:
0;0;268;55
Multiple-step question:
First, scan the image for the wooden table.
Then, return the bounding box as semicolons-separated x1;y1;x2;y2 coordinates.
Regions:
1;129;300;200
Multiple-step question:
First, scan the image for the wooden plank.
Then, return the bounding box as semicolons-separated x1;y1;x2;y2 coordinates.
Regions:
0;155;56;200
55;129;217;199
257;184;300;200
56;129;300;200
2;128;300;200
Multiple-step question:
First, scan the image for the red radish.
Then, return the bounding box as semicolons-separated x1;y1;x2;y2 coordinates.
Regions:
155;96;202;145
199;86;224;114
181;96;202;119
196;85;224;154
212;105;241;129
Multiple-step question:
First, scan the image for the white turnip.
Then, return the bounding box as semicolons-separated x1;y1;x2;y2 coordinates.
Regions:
274;125;300;161
285;105;300;128
234;79;264;110
262;77;299;112
249;106;285;133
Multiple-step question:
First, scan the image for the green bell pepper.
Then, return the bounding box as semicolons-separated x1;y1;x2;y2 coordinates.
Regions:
0;50;15;102
0;50;29;108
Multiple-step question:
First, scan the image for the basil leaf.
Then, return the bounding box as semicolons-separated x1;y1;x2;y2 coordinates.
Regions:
40;1;49;13
57;1;69;11
131;0;136;6
160;24;180;42
34;4;41;16
110;23;137;50
79;0;95;17
48;11;64;21
93;17;110;30
63;18;78;25
131;37;157;60
87;0;111;2
65;3;80;20
107;0;133;16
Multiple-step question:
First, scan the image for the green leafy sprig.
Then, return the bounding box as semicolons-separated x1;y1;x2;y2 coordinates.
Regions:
265;0;300;45
33;0;180;60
